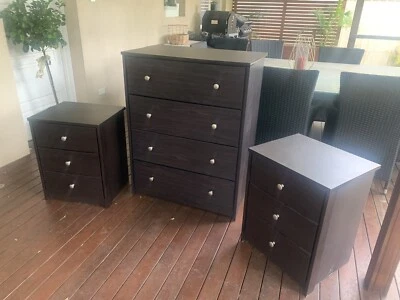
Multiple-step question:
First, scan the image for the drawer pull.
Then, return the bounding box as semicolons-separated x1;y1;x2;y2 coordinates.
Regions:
146;113;152;119
148;146;153;152
208;190;214;196
69;184;75;189
65;161;71;166
60;136;67;142
272;214;280;221
144;75;151;81
213;83;220;90
277;184;285;191
269;241;276;248
149;177;154;182
209;158;215;165
211;124;217;130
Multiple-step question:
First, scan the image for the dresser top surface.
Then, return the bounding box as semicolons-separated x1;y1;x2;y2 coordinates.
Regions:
121;45;266;66
250;134;380;189
28;102;125;126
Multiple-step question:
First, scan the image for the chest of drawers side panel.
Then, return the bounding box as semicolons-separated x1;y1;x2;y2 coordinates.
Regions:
306;170;376;294
233;59;264;217
97;110;129;207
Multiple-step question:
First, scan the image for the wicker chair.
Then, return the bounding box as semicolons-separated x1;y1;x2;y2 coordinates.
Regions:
256;67;319;144
328;72;400;193
250;39;284;58
318;47;365;64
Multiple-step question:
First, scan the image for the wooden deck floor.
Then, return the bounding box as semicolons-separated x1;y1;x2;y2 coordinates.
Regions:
0;148;399;300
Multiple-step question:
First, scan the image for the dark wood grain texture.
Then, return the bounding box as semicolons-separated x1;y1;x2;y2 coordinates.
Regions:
0;148;398;299
243;134;379;295
29;102;128;207
123;46;264;218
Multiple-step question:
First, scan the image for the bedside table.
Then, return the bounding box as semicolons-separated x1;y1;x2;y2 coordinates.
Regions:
28;102;128;207
242;134;380;295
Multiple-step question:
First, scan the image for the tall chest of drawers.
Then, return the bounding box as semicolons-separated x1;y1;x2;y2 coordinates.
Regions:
122;45;265;218
242;134;380;294
28;102;128;207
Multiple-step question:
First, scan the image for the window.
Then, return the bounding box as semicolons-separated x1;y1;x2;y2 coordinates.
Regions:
232;0;342;44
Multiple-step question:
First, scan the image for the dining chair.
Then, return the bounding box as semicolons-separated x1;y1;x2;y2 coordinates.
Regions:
327;72;400;194
318;47;365;64
250;39;284;58
256;67;319;144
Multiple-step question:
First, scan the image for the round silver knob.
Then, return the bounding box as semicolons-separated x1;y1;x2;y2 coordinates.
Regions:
149;177;154;182
144;75;151;81
208;190;214;196
209;159;215;165
211;124;217;130
69;184;75;189
272;214;280;221
146;113;152;119
65;161;71;166
277;184;285;191
60;136;67;142
269;241;276;248
148;146;153;152
213;83;220;90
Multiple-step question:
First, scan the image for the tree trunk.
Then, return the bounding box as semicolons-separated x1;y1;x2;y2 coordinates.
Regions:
42;49;59;105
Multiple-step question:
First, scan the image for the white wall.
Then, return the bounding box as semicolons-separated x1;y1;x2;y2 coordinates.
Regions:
0;20;30;168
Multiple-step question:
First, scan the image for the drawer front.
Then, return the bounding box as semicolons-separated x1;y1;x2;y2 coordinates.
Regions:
133;161;235;216
246;183;283;223
43;171;104;204
279;172;326;223
246;183;318;253
38;148;101;177
270;232;311;284
276;206;318;253
129;96;241;147
32;122;98;152
132;130;238;180
250;154;287;197
125;57;245;109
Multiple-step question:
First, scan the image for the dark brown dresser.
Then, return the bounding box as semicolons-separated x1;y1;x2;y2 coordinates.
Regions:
242;134;380;295
122;45;265;218
28;102;128;207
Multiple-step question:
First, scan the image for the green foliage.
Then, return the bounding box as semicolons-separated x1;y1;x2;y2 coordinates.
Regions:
388;45;400;67
313;0;352;46
0;0;66;53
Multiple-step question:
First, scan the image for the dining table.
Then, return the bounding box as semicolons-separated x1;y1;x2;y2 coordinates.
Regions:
263;58;400;121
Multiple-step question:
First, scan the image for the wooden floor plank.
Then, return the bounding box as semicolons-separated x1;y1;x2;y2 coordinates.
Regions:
71;200;178;300
175;215;230;300
259;259;282;299
47;198;154;300
280;273;301;300
320;271;340;300
196;208;243;300
338;249;360;300
134;209;205;300
154;212;217;300
218;241;252;300
238;248;267;300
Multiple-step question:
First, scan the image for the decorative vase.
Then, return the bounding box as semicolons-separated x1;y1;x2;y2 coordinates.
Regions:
290;34;316;70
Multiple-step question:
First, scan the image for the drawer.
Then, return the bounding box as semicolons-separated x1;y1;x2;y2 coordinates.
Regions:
131;130;238;180
275;206;318;253
38;148;101;177
246;184;318;253
270;232;311;284
250;154;287;197
279;172;326;223
129;96;241;147
246;183;283;222
124;57;245;109
43;171;104;205
32;122;98;152
133;161;235;216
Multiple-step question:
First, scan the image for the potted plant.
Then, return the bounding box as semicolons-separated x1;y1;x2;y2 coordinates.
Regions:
313;0;352;46
0;0;67;105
